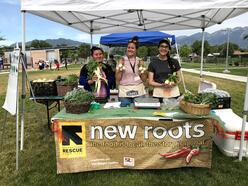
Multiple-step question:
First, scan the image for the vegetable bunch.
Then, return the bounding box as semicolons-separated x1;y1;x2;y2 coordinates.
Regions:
64;89;94;104
164;72;179;85
116;63;126;71
56;74;78;86
33;78;54;82
87;60;108;94
183;91;217;105
138;64;146;74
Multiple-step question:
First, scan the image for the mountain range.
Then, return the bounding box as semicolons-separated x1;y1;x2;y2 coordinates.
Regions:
176;26;248;49
12;27;248;49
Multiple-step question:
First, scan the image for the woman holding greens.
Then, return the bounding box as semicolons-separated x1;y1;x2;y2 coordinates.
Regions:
148;39;181;101
79;46;115;99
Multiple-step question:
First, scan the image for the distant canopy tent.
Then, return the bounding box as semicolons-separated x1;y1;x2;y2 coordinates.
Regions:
100;31;176;47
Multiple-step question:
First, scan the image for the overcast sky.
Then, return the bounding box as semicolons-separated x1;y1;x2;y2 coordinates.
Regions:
0;0;248;46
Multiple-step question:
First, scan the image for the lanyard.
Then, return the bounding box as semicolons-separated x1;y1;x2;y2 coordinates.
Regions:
128;57;136;74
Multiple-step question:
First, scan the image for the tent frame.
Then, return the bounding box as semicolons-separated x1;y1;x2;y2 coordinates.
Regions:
18;1;248;170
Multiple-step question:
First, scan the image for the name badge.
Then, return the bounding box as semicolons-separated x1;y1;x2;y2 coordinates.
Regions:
126;90;138;97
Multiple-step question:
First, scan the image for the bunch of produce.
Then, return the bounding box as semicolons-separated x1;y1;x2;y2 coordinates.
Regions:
56;74;78;86
116;63;126;71
87;60;108;94
164;72;179;85
32;78;54;82
138;64;146;74
64;88;94;104
183;91;217;105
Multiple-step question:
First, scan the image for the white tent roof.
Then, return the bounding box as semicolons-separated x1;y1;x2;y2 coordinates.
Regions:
21;0;248;34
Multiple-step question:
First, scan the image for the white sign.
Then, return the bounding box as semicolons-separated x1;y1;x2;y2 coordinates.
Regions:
2;50;20;115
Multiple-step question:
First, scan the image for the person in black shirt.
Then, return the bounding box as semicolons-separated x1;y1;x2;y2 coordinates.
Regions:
148;39;181;100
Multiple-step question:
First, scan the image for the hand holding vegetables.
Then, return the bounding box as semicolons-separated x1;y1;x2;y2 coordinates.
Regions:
138;64;146;74
116;58;125;72
87;60;108;94
164;72;179;87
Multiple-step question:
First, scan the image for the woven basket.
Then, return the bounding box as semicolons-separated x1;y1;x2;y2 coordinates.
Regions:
179;100;211;115
57;84;77;96
64;101;91;114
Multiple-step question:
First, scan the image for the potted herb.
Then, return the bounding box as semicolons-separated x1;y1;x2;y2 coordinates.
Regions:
56;74;78;96
64;89;95;114
180;91;217;115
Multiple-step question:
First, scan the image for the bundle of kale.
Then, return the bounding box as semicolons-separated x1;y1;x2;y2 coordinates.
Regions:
183;91;217;107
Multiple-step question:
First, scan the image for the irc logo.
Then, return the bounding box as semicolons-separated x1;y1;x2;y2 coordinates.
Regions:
58;121;86;158
62;126;83;145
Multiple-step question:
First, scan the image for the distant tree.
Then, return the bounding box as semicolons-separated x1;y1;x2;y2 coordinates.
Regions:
191;40;211;56
0;35;6;55
137;46;148;59
30;39;52;49
218;42;239;57
147;46;158;57
179;44;192;57
111;47;125;56
78;44;90;59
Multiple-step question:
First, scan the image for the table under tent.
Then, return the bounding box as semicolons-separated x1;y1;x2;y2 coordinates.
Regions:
17;0;248;170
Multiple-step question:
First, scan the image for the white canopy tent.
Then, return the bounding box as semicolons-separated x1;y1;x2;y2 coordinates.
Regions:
18;0;248;168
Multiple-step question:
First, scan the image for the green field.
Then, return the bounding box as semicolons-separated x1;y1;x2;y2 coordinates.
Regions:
181;62;248;77
0;65;248;186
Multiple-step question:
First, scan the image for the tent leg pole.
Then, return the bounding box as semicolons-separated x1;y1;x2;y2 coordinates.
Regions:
239;115;247;161
238;76;248;161
16;76;20;171
20;11;26;151
200;28;205;78
90;21;93;48
175;42;186;92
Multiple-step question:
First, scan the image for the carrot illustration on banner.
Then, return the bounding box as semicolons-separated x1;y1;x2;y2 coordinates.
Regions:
185;147;200;164
159;146;201;164
159;147;191;159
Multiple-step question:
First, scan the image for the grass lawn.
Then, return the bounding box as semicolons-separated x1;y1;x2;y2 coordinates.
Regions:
0;65;248;186
181;62;248;77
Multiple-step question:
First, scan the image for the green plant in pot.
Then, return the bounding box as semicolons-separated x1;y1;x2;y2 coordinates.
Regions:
56;74;79;96
64;89;95;114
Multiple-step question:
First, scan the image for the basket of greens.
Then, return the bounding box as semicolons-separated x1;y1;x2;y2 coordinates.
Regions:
64;89;94;114
56;74;78;96
180;92;217;115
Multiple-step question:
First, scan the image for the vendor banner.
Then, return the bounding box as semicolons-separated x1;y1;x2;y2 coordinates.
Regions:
2;50;20;115
53;118;213;174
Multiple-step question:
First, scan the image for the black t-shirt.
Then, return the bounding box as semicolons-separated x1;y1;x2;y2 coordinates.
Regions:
148;56;181;83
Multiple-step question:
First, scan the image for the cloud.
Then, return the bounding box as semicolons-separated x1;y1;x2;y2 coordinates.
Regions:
2;0;20;5
74;33;90;42
56;30;65;36
0;39;14;46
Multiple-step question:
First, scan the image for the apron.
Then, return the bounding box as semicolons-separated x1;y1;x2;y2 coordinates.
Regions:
153;86;180;98
119;83;146;98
